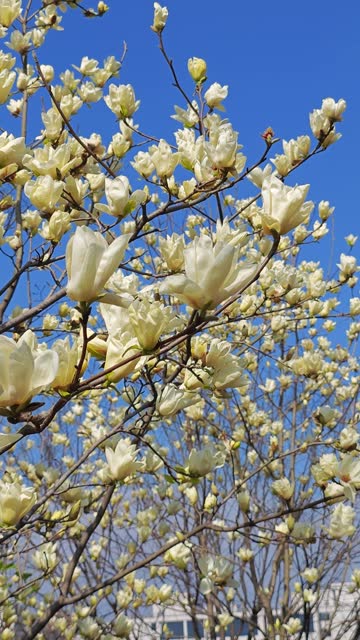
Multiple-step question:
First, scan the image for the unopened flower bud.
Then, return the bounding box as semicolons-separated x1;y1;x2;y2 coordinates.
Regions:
188;57;207;83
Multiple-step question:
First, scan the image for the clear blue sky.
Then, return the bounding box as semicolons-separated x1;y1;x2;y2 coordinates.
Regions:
35;0;358;261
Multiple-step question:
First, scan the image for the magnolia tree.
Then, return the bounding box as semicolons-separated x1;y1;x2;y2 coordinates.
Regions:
0;1;358;639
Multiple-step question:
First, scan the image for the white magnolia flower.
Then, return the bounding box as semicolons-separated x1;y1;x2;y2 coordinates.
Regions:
160;232;257;309
66;226;130;302
51;337;87;390
261;175;314;235
247;163;273;188
151;2;168;33
326;503;356;539
188;57;207;83
95;176;146;218
272;477;294;500
104;329;142;383
32;542;58;572
0;0;21;27
204;82;228;110
113;614;133;638
149;138;179;178
309;107;341;147
0;330;58;407
321;97;346;122
131;150;154;178
336;455;360;502
187;446;225;477
105;437;142;482
0;480;36;527
164;541;191;569
0;132;27;168
24;175;64;214
40;210;71;243
198;555;235;594
128;298;178;351
171;100;199;127
206;122;238;169
104;83;140;119
23;143;77;179
158;233;185;272
156;384;200;416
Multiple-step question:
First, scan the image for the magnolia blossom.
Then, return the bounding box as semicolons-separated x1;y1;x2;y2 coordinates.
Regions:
104;330;142;382
23;143;78;179
131;150;154;178
338;253;358;281
175;128;197;170
311;453;338;485
183;364;212;390
237;489;250;513
0;480;36;527
0;132;27;168
318;200;335;220
261;175;314;235
149;139;179;179
336;455;360;502
109;132;131;158
151;2;168;33
66;226;130;302
74;55;99;76
40;210;71;243
187;57;207;83
113;614;133;638
0;0;21;27
301;567;319;584
156;384;200;416
339;427;359;451
158;233;185;272
128;298;178;351
42;107;63;141
321;97;346;122
32;542;58;572
247;163;273;188
95;176;146;218
272;135;311;176
51;337;87;390
60;94;83;118
272;477;294;500
79;82;104;102
283;618;303;634
171;101;199;127
206;339;247;391
0;330;58;407
164;541;191;569
291;522;316;544
159;233;257;309
187;446;225;477
104;83;140;119
24;175;64;214
309;108;341;148
204;82;228;110
206;122;238;169
198;555;236;594
326;503;356;539
237;548;254;562
21;210;42;236
105;438;142;481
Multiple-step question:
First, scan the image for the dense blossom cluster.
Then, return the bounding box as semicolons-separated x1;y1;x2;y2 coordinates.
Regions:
0;1;357;639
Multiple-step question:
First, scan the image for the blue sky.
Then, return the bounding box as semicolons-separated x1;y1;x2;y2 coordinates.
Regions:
35;0;358;259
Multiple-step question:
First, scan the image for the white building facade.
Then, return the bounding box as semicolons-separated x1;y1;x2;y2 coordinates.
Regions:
132;586;359;639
